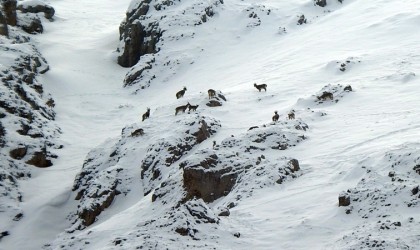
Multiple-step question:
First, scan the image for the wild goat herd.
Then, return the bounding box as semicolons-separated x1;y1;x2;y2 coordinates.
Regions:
141;83;337;123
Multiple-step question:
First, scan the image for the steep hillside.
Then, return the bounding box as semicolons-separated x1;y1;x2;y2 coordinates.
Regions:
0;0;60;242
2;0;420;249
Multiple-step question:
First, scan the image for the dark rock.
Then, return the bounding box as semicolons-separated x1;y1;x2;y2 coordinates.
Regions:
288;159;300;172
344;85;352;92
206;100;222;107
339;193;351;206
248;126;259;131
185;199;218;223
393;221;401;227
227;202;236;209
141;116;220;196
117;2;161;67
2;0;17;26
13;213;23;221
317;91;334;101
46;98;55;108
9;146;27;160
206;91;226;107
17;2;55;19
413;165;420;175
175;227;189;236
26;151;52;168
183;154;238;203
234;232;241;238
123;60;153;87
0;231;10;240
21;17;43;34
217;92;227;101
297;15;306;25
131;128;144;137
0;121;5;147
388;171;395;177
0;11;9;36
315;0;327;7
79;189;119;227
412;186;419;196
218;208;230;216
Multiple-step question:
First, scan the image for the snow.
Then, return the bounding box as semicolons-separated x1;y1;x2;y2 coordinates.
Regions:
2;0;420;249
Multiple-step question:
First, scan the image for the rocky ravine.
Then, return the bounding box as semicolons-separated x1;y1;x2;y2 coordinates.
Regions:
0;0;59;241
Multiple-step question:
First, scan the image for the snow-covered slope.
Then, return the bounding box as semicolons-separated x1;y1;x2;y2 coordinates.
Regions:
0;0;61;244
2;0;420;249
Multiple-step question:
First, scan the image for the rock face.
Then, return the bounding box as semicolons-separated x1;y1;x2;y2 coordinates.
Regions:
141;116;221;196
117;0;160;68
2;0;17;26
117;0;224;89
182;153;238;203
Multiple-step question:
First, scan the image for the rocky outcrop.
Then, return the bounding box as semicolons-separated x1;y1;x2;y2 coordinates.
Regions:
296;84;353;106
17;0;55;20
338;192;350;206
141;116;221;196
0;0;56;35
69;115;221;229
117;0;224;89
117;0;160;67
153;119;308;204
2;0;17;26
297;14;306;25
20;17;43;34
314;0;327;7
0;10;59;235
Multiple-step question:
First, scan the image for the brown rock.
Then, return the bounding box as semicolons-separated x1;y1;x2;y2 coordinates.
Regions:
79;189;119;226
338;193;351;207
26;151;52;168
9;147;27;160
2;0;17;26
183;155;237;203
